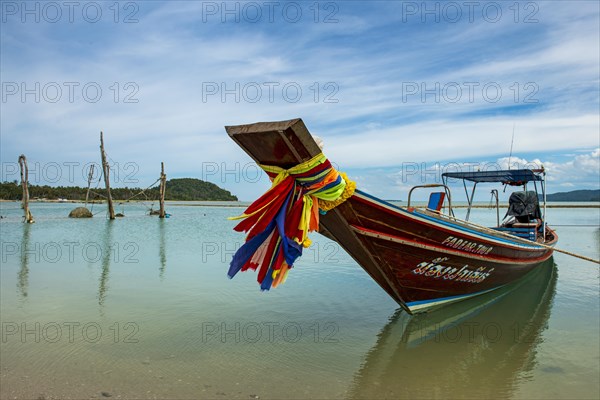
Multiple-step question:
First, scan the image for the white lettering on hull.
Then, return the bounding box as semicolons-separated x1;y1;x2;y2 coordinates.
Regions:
412;257;494;284
442;236;494;255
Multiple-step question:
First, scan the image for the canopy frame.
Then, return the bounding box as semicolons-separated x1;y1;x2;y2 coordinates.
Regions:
442;168;546;226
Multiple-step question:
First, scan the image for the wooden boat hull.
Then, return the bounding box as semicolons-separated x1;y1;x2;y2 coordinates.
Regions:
225;118;557;314
322;190;556;313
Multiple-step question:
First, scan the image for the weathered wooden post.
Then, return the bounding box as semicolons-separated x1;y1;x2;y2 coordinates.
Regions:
85;164;95;207
159;162;167;218
100;132;115;220
18;154;34;223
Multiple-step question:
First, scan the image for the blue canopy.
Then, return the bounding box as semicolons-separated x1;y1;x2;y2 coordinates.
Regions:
442;169;543;184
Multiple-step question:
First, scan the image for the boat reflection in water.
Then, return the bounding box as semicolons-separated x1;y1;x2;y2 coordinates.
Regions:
349;258;557;399
17;223;32;300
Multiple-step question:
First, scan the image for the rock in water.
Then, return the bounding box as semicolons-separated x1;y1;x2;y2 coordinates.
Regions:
68;207;93;218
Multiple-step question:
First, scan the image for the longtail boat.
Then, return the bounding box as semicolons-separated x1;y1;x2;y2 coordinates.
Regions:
225;118;558;314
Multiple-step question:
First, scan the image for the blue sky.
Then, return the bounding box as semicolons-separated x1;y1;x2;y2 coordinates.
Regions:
1;0;599;201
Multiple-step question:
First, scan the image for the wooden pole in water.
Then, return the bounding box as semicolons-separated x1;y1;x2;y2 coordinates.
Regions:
159;162;166;218
100;132;115;220
18;154;34;224
85;164;95;207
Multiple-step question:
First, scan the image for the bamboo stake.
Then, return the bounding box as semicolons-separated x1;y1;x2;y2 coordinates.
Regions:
85;164;94;207
100;132;115;220
18;154;34;223
159;162;166;218
430;209;600;265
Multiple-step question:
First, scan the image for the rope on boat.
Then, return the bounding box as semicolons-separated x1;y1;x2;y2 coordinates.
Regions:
437;212;600;265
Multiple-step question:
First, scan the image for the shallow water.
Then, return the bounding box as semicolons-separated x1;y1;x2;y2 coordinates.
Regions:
0;201;598;399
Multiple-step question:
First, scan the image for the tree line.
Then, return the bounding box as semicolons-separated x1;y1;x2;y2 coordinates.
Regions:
0;178;238;201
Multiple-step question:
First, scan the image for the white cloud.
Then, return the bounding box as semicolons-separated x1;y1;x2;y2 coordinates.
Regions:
1;1;598;201
375;149;600;201
323;114;599;170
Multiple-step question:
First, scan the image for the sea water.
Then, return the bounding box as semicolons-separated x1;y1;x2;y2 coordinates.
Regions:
0;201;598;399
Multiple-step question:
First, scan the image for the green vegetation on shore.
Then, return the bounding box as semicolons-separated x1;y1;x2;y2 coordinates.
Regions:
0;178;237;201
546;189;599;202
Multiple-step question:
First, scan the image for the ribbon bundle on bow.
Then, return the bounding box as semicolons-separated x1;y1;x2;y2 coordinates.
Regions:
228;153;354;290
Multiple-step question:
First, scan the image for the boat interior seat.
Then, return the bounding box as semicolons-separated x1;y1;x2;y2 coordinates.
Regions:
512;221;541;228
502;217;542;229
427;192;446;212
497;218;542;241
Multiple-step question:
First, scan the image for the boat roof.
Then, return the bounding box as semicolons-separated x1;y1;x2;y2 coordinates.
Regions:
442;169;544;184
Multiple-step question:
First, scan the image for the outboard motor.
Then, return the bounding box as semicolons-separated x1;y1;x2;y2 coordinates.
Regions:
505;191;542;223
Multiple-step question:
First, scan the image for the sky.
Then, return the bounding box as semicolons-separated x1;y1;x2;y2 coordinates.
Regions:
1;0;599;201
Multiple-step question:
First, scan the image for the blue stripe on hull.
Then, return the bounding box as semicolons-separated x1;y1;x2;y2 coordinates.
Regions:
406;286;505;312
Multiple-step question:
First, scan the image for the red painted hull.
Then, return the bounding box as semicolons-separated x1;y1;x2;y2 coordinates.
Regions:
320;190;557;313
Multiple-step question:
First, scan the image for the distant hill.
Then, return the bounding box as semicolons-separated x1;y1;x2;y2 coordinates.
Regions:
161;178;237;201
547;189;600;202
0;178;237;201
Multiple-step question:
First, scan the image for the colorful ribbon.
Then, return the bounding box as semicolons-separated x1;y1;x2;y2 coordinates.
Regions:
228;153;353;290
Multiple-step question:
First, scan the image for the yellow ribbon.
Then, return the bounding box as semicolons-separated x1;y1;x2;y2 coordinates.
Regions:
233;152;356;245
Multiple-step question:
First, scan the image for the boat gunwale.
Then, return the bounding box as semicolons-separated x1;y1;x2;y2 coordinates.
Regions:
353;190;557;252
351;225;555;265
